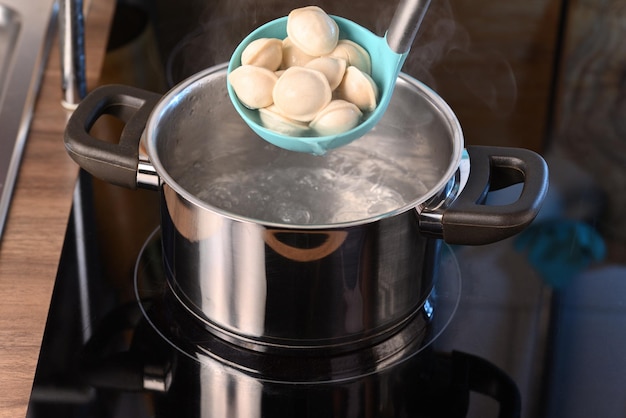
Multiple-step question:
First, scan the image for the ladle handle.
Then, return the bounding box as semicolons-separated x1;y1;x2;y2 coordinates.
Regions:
386;0;432;54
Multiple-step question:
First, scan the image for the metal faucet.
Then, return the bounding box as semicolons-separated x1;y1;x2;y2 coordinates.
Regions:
59;0;87;109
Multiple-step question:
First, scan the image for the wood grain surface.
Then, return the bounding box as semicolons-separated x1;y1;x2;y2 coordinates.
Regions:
0;1;115;416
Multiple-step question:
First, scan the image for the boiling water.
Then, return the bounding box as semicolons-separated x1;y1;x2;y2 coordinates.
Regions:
175;149;430;225
198;167;409;224
158;68;456;226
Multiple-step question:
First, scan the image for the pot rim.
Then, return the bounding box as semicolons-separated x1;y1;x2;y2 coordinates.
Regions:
144;63;464;229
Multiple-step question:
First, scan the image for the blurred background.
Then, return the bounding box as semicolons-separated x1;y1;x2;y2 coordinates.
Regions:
102;0;624;265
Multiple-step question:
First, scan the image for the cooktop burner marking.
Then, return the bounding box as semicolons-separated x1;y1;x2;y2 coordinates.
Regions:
134;228;461;384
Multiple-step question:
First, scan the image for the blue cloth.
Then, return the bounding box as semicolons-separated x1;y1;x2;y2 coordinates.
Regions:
514;219;606;288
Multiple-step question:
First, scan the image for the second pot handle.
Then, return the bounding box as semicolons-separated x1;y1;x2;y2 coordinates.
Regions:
64;84;162;189
451;350;521;418
440;145;548;245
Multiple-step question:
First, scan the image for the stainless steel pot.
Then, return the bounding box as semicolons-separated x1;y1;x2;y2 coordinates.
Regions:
65;63;548;353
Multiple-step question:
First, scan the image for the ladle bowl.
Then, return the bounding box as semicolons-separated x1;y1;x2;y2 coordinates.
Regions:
227;16;407;155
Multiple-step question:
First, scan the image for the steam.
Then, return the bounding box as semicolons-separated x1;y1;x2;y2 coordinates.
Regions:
446;48;517;116
404;0;518;116
166;0;518;116
166;0;397;85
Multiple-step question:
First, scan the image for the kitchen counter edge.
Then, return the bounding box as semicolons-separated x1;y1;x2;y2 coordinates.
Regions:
0;1;115;416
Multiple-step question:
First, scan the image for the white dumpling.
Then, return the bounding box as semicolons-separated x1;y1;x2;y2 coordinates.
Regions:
310;100;363;136
259;105;310;136
305;56;347;90
228;65;278;109
329;40;372;75
273;66;332;122
280;37;316;69
286;6;339;56
241;38;283;71
336;66;378;112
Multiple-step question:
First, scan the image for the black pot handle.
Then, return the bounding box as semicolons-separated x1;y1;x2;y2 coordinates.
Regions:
452;350;521;418
441;145;548;245
64;84;162;189
403;350;521;418
79;301;173;392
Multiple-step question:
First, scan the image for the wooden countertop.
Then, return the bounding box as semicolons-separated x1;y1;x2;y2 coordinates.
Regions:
0;1;115;416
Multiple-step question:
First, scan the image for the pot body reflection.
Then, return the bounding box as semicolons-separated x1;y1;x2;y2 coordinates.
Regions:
161;183;443;351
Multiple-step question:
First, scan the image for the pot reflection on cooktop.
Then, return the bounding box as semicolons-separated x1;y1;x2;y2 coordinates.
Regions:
132;228;462;383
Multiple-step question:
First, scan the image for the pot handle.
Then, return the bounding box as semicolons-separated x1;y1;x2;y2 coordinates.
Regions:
80;302;173;392
450;350;521;418
64;84;162;189
437;145;548;245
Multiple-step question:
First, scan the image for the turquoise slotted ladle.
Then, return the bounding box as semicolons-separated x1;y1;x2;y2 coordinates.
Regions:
227;0;431;155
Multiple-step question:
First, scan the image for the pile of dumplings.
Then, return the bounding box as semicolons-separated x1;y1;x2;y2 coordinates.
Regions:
228;6;379;137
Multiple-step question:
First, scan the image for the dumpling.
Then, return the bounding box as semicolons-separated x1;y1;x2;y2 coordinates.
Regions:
335;66;378;112
305;56;347;90
286;6;339;56
310;100;362;136
272;66;332;122
280;37;316;69
329;39;372;74
259;105;310;136
241;38;283;71
228;65;278;109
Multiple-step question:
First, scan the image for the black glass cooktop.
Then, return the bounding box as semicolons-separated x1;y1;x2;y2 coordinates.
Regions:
26;166;626;418
25;172;530;418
